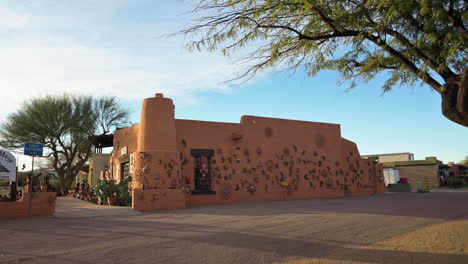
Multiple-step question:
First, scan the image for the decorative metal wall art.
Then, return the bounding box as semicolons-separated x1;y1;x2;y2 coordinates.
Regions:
247;184;256;193
223;186;232;195
256;147;262;155
264;126;273;137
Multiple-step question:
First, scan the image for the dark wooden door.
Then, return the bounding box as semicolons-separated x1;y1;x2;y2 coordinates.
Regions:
194;156;211;193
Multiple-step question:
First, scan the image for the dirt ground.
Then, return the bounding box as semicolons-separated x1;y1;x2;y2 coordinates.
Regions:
1;190;468;264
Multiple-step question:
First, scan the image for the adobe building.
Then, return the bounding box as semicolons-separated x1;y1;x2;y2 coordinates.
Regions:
110;93;385;211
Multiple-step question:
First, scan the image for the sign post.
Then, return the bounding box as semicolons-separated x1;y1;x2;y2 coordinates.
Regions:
24;143;44;216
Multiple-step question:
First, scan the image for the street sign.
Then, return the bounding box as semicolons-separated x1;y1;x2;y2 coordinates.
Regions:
0;149;16;182
24;143;44;156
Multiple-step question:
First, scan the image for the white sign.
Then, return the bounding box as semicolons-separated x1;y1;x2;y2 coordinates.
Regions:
0;149;16;182
121;146;128;156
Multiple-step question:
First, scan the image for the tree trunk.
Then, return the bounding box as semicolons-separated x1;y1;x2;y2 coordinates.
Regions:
441;67;468;127
57;173;67;196
66;173;75;193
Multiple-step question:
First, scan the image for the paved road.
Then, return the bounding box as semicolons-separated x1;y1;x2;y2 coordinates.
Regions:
1;190;468;264
54;197;141;218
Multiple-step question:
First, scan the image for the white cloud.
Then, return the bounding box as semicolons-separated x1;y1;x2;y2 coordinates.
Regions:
0;4;29;29
0;1;250;121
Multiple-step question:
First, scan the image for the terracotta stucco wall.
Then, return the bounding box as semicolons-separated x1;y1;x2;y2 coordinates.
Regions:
397;165;440;188
112;124;139;181
0;192;57;219
175;116;383;207
114;124;140;155
132;189;186;211
112;94;385;211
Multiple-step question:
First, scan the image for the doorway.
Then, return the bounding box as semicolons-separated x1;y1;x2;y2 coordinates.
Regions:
191;149;215;194
194;156;211;193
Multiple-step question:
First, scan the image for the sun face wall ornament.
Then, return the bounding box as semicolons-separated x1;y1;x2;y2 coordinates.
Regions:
247;184;256;193
223;186;232;195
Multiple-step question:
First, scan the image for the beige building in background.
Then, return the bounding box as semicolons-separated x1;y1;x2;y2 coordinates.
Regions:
362;152;414;163
88;153;111;185
363;153;442;188
396;163;440;188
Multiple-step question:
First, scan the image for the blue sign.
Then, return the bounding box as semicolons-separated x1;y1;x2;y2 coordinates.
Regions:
24;143;44;156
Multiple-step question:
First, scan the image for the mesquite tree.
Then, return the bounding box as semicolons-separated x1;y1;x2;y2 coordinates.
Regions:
0;95;129;193
180;0;468;126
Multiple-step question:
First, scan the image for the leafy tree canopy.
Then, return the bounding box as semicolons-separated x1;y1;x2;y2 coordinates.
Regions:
461;156;468;166
0;95;129;193
180;0;468;126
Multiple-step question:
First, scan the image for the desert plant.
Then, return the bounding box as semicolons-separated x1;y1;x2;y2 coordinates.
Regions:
452;178;464;189
94;177;132;206
0;95;129;194
447;177;464;189
116;176;132;206
95;179;117;205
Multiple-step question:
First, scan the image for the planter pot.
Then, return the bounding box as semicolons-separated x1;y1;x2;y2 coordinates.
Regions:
107;197;118;206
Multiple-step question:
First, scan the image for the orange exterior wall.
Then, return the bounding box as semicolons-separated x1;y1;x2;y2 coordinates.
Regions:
132;189;186;211
111;94;385;211
0;192;57;219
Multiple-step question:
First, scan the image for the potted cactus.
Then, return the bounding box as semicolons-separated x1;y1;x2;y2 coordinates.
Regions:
94;177;132;206
107;196;118;206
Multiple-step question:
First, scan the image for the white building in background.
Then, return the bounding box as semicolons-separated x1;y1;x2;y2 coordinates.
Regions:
383;168;400;186
361;152;414;163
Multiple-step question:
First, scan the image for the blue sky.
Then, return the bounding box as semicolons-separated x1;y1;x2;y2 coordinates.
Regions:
0;0;466;165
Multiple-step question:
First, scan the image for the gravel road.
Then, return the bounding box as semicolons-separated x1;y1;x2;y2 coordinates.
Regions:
1;190;468;264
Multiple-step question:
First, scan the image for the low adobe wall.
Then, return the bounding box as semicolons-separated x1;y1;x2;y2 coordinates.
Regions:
0;192;57;219
133;183;385;211
188;184;384;208
188;189;286;207
132;189;186;211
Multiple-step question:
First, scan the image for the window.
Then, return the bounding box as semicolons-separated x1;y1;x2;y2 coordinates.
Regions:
121;162;130;180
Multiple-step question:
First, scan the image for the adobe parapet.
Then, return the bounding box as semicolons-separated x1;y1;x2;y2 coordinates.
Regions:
137;93;177;153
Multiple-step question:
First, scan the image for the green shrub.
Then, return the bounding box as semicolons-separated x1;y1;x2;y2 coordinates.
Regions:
95;177;132;206
447;177;464;189
95;179;116;205
116;176;132;206
452;178;464;188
